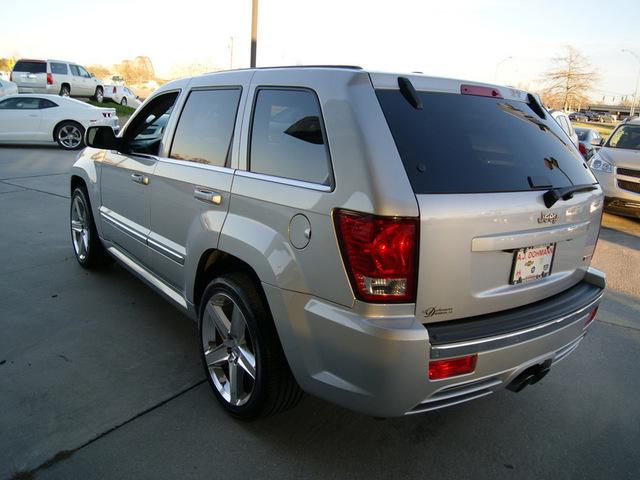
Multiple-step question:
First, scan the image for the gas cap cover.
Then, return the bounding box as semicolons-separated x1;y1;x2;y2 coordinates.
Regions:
289;214;311;249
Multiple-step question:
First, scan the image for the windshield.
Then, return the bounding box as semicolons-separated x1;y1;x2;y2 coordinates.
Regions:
376;90;596;194
605;124;640;151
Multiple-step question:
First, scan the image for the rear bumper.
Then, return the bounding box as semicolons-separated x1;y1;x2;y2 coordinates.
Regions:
16;85;53;94
264;268;605;417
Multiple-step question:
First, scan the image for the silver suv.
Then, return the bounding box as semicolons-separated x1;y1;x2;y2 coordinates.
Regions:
12;59;104;102
69;67;605;419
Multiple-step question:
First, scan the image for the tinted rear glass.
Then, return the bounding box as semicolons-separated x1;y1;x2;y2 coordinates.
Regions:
13;61;46;73
50;62;68;74
376;90;596;194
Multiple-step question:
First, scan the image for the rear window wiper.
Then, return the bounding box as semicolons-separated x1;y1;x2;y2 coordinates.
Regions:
543;184;597;208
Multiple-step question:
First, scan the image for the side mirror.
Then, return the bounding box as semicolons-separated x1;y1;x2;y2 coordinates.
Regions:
90;72;95;77
86;126;122;150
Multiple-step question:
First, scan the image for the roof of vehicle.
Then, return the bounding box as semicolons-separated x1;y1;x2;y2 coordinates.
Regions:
13;58;75;65
177;66;534;103
0;93;110;109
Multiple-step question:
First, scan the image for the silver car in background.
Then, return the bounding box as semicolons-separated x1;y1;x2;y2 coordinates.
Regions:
11;59;105;102
69;67;605;419
589;118;640;218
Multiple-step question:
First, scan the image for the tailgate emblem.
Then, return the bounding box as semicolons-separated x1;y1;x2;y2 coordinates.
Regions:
537;212;558;224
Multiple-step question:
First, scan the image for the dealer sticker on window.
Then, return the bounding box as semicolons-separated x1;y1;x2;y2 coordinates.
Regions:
510;243;556;285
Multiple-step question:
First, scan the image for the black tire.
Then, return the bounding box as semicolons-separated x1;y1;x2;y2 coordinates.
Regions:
120;97;127;106
70;187;112;269
94;86;104;103
199;273;302;419
55;121;85;150
59;84;70;97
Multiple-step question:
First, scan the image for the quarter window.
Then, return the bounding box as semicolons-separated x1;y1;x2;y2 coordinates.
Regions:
169;89;241;167
249;88;332;186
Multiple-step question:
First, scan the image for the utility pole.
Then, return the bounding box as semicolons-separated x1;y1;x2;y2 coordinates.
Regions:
250;0;258;68
622;49;640;117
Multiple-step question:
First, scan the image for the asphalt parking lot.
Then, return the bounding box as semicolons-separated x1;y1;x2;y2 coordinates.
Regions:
1;146;639;480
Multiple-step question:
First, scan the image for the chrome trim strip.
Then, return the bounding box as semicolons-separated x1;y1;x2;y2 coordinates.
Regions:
158;156;236;174
235;170;332;192
471;221;590;252
147;237;185;265
107;246;187;309
429;292;603;359
99;207;147;244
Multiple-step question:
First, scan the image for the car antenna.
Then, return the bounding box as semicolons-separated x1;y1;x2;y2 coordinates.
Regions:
398;77;423;110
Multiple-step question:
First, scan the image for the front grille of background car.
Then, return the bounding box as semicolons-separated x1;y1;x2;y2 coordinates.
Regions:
618;180;640;194
617;168;640;179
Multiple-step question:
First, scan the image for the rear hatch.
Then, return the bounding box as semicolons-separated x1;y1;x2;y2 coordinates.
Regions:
374;77;603;322
12;60;47;90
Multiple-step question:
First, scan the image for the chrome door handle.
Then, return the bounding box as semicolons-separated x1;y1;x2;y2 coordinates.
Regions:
194;188;222;205
131;173;149;185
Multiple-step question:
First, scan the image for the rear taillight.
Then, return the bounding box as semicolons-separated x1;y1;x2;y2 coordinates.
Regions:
333;209;418;303
9;71;12;81
460;84;502;98
102;112;111;118
429;355;477;380
578;142;587;157
113;86;116;94
585;307;598;327
46;73;53;85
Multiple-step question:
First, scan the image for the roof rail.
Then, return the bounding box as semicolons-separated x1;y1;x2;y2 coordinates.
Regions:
204;65;363;75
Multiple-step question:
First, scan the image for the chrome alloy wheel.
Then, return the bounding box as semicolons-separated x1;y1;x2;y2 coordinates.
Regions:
58;125;82;149
70;195;90;261
202;292;257;406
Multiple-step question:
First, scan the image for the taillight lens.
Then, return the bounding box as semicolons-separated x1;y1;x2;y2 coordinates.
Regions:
9;71;13;81
113;86;117;94
585;307;598;327
333;209;418;303
578;142;587;157
429;355;477;380
46;73;53;85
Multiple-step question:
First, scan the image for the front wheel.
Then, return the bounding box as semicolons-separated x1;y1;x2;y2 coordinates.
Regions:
94;86;104;103
70;187;112;269
199;274;302;419
55;121;85;150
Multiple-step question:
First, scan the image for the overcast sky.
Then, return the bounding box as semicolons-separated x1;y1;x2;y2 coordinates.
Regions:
2;0;639;102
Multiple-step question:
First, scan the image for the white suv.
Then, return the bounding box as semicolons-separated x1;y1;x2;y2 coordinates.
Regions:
11;59;105;102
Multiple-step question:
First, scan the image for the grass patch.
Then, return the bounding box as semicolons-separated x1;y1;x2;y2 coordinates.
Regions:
571;121;616;138
87;100;135;117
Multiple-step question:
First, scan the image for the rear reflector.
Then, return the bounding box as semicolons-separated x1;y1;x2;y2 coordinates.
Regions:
460;84;502;98
429;355;477;380
584;307;598;327
333;209;418;303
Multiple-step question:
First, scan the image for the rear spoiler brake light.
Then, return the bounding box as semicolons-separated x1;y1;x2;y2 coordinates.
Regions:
460;84;502;99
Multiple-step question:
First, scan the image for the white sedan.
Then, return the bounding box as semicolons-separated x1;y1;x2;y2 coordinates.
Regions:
0;79;18;97
0;94;118;150
104;85;142;108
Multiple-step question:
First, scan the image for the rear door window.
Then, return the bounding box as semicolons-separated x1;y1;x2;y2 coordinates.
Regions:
169;88;241;167
376;90;596;194
69;65;80;76
50;62;68;75
0;97;42;109
249;88;332;186
13;61;46;73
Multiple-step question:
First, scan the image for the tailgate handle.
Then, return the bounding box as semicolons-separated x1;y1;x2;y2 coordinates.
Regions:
194;188;222;205
471;221;590;252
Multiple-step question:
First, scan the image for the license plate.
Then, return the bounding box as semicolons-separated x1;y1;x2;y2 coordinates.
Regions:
510;243;556;285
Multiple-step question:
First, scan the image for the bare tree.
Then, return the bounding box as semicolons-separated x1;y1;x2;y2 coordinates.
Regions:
540;46;598;111
87;64;111;80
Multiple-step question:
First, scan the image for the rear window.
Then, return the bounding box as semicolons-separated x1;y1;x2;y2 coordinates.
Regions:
13;61;46;73
376;90;596;194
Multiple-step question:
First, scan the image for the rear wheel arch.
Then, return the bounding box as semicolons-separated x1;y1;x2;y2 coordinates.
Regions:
193;250;268;313
60;83;71;96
